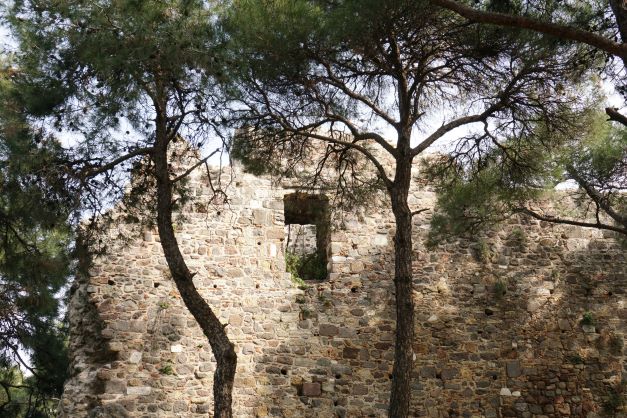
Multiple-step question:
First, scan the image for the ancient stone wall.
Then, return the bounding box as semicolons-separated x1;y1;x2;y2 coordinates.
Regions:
60;164;626;418
285;224;317;256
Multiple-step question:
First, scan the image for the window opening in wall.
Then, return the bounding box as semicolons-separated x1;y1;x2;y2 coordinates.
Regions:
283;192;329;281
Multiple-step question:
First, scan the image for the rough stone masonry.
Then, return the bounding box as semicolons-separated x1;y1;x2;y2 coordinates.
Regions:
59;160;625;418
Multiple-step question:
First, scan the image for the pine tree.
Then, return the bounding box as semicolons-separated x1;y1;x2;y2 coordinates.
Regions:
226;1;597;415
6;1;237;415
0;60;72;418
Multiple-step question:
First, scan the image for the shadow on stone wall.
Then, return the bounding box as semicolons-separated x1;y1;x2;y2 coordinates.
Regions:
411;218;625;418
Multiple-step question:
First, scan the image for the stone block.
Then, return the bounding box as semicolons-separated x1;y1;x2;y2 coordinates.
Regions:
173;401;188;413
441;367;459;380
352;384;368;395
127;386;151;396
105;379;127;394
229;314;243;326
253;209;268;225
342;347;360;359
582;325;595;333
128;351;142;364
558;319;571;331
319;324;339;336
301;382;321;397
373;235;388;246
506;360;522;378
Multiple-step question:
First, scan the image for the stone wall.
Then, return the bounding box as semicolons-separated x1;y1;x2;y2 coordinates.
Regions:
285;224;317;255
59;163;626;418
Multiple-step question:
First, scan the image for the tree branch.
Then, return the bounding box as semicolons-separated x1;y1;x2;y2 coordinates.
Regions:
605;107;627;127
78;147;154;179
566;165;627;228
517;207;626;235
288;129;393;188
431;0;627;62
172;148;221;183
411;208;429;217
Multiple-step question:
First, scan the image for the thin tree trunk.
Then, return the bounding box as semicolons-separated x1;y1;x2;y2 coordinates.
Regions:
153;125;236;417
388;159;415;418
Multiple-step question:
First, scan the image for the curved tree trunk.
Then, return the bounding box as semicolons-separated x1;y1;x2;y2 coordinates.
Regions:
153;128;236;417
388;159;415;418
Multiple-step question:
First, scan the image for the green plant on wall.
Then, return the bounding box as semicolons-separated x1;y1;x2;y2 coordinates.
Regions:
581;311;595;326
510;227;527;248
159;364;174;375
493;280;507;298
567;354;585;365
299;307;313;320
285;251;327;282
474;238;492;263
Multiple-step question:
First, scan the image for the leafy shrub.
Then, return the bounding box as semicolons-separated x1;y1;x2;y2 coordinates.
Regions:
159;364;174;375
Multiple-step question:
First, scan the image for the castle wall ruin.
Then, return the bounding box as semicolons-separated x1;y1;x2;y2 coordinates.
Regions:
59;164;626;418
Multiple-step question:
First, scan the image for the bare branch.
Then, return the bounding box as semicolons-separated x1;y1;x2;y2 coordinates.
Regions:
517;207;626;235
79;147;154;179
431;0;627;62
566;165;627;228
289;129;393;188
412;112;489;156
172;148;221;184
411;208;429;217
317;60;399;128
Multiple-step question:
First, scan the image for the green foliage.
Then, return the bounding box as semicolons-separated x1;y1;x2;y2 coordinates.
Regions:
285;251;327;283
581;311;595;326
428;108;627;238
299;307;312;319
159;364;174;375
0;61;71;417
493;280;507;298
7;0;229;226
475;238;492;263
509;227;527;248
567;354;585;365
230;131;280;176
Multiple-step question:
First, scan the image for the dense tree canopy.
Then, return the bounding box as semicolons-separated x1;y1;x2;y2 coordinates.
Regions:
427;0;627;236
0;61;72;417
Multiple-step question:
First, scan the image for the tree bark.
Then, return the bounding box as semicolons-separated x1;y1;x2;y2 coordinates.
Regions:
388;158;415;418
153;123;236;417
609;0;627;44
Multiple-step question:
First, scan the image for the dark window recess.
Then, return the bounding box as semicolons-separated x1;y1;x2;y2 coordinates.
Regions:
283;192;329;281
